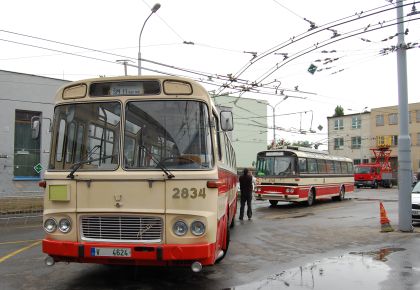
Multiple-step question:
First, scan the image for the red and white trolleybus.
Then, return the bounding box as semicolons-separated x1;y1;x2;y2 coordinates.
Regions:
36;75;237;272
254;146;354;206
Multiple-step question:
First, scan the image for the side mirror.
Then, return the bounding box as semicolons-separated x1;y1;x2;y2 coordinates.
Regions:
31;117;40;139
220;111;234;131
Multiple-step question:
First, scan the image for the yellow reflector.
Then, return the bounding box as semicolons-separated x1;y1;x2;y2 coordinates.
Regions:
62;84;87;99
49;185;69;201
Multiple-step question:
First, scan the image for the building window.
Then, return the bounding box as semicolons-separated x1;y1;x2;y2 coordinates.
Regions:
388;113;398;125
353;159;361;165
334;119;344;130
362;158;369;164
352;116;361;129
376;115;384;126
417;133;420;146
351;136;361;149
391;135;398;146
409;111;412;124
334;138;344;149
14;110;41;179
416;110;420;122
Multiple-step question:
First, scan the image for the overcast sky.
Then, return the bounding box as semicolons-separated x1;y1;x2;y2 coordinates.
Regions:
1;0;419;148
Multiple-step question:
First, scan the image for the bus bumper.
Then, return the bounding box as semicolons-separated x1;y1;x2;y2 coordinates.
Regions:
259;193;301;201
42;239;216;266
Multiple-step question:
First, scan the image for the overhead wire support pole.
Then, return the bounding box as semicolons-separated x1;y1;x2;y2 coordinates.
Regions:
138;3;161;76
396;1;413;232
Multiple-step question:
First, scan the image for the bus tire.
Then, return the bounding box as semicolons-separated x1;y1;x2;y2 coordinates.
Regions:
269;200;278;206
306;189;315;206
333;186;345;201
216;216;230;263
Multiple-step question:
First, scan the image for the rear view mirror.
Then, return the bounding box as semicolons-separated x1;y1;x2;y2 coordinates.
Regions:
220;111;233;131
31;118;40;139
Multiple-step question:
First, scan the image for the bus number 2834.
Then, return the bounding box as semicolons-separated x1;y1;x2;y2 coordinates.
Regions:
172;188;206;199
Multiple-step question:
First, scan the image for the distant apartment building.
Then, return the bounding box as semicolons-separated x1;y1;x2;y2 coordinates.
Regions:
0;70;69;196
328;102;420;175
212;95;268;169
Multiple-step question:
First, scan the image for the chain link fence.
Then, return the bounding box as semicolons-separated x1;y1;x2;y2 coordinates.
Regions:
0;194;43;226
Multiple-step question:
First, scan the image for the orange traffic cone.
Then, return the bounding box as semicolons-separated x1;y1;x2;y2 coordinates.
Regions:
380;202;394;232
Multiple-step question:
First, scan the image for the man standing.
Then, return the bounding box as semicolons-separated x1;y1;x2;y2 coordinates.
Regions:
239;168;253;220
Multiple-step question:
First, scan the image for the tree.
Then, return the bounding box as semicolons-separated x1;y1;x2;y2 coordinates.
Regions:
291;141;312;148
268;139;313;149
333;105;344;117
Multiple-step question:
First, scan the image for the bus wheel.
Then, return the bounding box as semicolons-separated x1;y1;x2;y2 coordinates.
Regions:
216;217;230;263
333;187;345;201
306;190;315;206
230;214;235;228
269;200;278;206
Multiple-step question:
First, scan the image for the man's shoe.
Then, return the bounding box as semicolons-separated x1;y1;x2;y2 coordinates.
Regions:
248;217;252;220
239;217;243;220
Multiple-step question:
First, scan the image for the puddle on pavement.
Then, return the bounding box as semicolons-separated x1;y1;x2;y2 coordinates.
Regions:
229;247;406;290
349;247;406;262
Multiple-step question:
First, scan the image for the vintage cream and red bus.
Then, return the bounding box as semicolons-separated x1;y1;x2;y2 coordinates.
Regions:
254;146;354;206
36;75;237;272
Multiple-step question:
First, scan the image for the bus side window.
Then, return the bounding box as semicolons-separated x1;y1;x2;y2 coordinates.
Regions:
347;162;354;174
340;162;348;174
214;115;222;161
333;161;341;174
317;159;327;173
307;158;318;173
326;160;334;173
298;158;308;173
224;133;231;167
219;130;227;165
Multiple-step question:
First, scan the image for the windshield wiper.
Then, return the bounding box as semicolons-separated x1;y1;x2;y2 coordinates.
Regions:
140;145;175;179
66;145;101;179
67;154;116;179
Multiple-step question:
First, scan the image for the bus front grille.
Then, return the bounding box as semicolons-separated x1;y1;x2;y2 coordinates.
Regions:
81;216;163;243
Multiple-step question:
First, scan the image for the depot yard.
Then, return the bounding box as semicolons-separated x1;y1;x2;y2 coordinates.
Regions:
2;188;420;290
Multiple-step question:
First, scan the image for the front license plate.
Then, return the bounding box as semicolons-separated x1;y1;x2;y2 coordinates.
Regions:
91;247;131;257
412;209;420;216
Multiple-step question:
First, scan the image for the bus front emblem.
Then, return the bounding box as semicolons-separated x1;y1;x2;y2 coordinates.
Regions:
114;194;123;208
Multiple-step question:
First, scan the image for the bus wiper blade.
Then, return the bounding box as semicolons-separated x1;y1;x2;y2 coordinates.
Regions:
67;154;115;179
140;145;175;179
66;145;101;179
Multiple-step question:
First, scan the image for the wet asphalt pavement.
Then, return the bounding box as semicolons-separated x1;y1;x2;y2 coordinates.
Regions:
2;188;420;290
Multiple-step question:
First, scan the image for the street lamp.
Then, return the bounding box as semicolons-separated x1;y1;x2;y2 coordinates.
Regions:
258;96;288;144
138;3;161;75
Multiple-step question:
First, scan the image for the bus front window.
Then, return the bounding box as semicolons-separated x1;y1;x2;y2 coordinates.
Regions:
49;102;121;171
256;156;295;176
124;100;213;170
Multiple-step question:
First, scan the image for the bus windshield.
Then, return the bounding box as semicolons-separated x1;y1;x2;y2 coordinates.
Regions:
49;102;121;170
124;100;213;170
256;156;295;177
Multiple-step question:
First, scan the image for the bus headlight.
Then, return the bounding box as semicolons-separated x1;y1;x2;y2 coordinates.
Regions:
58;218;72;233
173;220;188;236
190;221;206;236
44;218;57;233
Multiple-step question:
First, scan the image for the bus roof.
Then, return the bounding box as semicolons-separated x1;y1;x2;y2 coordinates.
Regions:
258;146;353;163
54;75;213;105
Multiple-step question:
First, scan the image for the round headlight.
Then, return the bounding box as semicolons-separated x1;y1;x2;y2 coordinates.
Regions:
191;221;206;236
58;218;72;233
44;218;57;233
173;220;188;236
